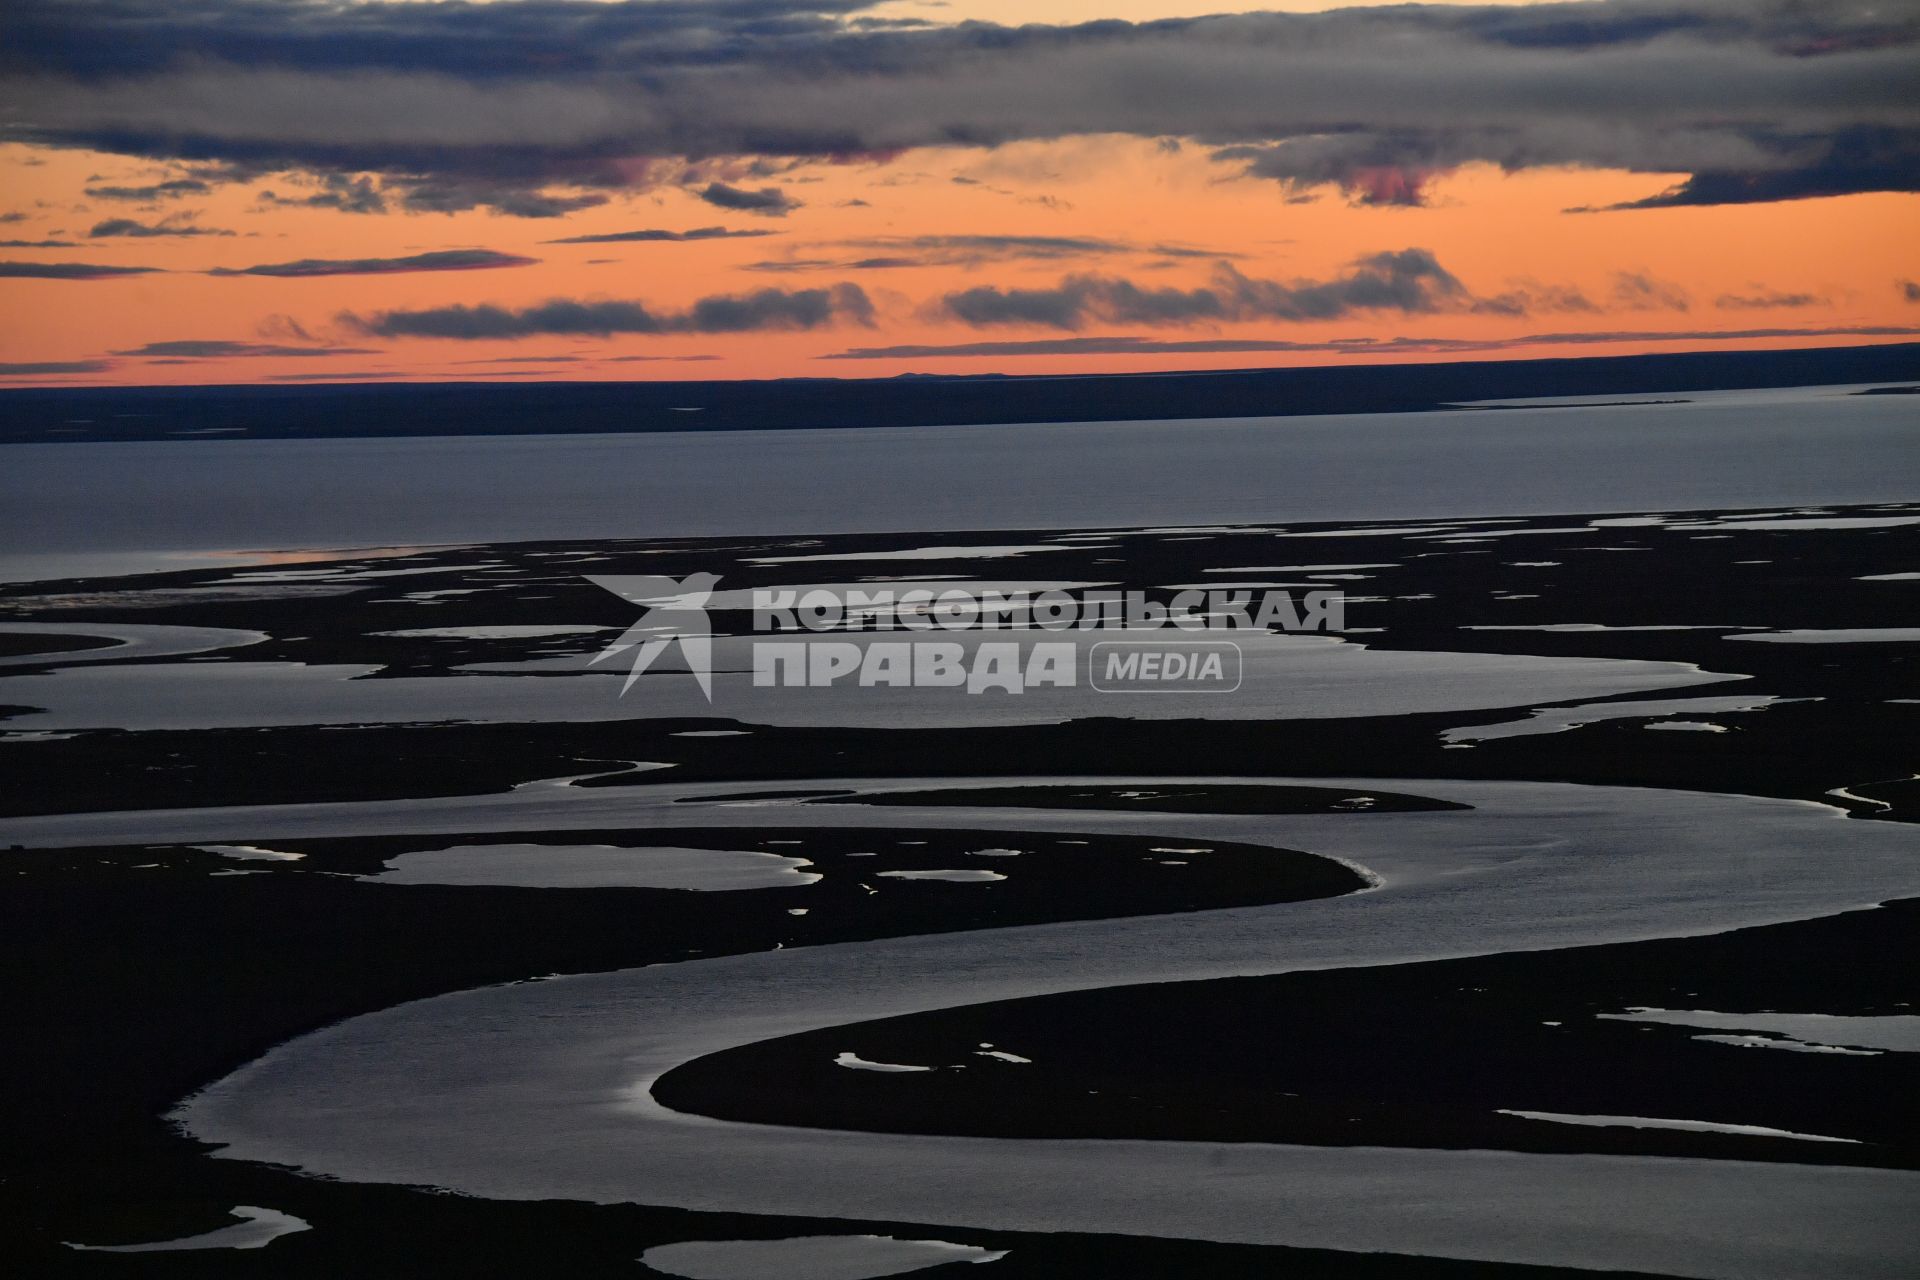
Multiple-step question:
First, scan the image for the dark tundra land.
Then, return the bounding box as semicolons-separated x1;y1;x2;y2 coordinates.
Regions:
3;342;1918;442
0;504;1916;1276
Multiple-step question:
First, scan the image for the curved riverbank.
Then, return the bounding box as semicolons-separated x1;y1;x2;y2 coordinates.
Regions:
178;776;1920;1279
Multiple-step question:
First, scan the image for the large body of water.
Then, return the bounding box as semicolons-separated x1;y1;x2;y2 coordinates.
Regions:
2;385;1914;582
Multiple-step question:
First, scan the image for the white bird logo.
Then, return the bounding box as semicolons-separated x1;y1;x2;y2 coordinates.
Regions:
586;573;720;700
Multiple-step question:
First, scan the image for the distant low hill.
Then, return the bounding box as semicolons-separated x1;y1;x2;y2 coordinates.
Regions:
3;343;1917;444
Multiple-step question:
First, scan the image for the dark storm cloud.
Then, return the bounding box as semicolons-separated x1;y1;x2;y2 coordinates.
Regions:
0;0;881;78
0;238;78;247
110;340;381;357
696;183;799;216
209;249;536;277
1593;128;1920;209
937;250;1483;330
7;2;1914;210
0;261;162;278
89;217;235;238
343;283;873;338
825;324;1920;360
542;226;777;244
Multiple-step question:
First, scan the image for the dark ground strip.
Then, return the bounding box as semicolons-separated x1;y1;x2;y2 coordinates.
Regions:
4;344;1914;442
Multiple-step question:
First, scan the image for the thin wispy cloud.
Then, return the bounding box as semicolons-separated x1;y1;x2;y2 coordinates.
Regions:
89;217;234;239
0;261;162;279
1609;272;1692;313
400;182;608;219
110;340;381;358
209;249;536;278
258;174;386;214
697;183;800;217
543;227;777;245
265;371;407;381
749;234;1237;272
0;359;115;374
936;251;1495;330
343;284;874;339
825;325;1920;360
84;178;213;202
454;355;588;365
1715;290;1828;310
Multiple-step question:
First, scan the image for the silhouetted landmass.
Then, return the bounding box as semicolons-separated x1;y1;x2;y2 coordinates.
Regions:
3;343;1917;442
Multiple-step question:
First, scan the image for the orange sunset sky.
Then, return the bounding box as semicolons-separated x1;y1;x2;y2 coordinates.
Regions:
2;0;1917;386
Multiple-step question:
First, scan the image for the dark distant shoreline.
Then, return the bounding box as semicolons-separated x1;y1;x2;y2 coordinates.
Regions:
3;342;1917;444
